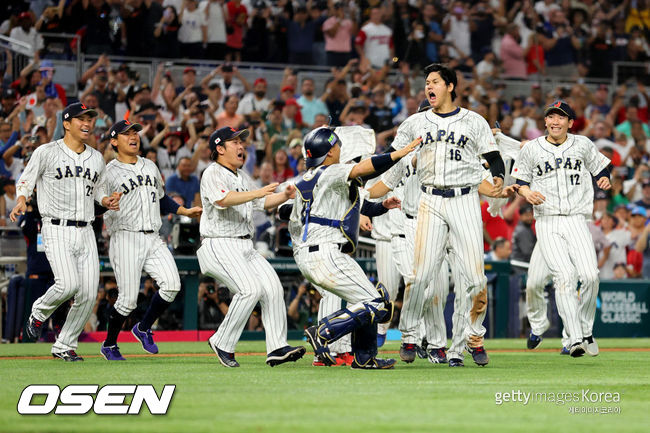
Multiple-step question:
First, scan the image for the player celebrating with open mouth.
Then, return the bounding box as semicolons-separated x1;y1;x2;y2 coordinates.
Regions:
100;120;202;361
389;64;505;367
512;101;611;357
197;127;306;368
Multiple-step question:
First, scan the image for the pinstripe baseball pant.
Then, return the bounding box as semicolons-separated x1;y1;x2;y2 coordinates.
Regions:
197;237;288;354
31;223;99;353
294;243;383;318
535;215;599;346
109;231;181;316
376;239;402;336
401;190;487;347
525;244;553;336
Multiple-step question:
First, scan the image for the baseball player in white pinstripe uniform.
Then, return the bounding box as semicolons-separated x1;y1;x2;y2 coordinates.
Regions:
291;126;420;369
98;120;203;361
197;126;305;368
389;64;505;367
10;102;120;361
512;101;610;357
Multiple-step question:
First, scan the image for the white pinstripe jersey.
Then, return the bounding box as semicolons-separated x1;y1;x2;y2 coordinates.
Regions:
102;157;165;235
289;163;355;248
512;134;610;218
15;140;106;222
391;108;498;188
365;177;392;241
382;155;421;217
200;162;264;238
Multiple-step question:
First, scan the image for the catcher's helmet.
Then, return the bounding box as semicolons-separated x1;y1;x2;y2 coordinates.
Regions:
303;127;339;168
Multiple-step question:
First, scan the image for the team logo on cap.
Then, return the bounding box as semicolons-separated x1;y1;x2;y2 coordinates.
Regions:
125;120;130;125
230;127;236;132
81;104;88;109
553;101;562;108
306;149;312;157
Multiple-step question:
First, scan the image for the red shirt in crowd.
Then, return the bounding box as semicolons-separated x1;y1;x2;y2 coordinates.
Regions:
481;201;520;252
226;1;247;49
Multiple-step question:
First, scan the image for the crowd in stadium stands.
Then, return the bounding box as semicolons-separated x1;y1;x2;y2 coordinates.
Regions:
1;0;650;337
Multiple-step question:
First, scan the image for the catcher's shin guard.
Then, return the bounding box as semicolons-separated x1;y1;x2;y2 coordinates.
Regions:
317;303;375;344
374;283;394;324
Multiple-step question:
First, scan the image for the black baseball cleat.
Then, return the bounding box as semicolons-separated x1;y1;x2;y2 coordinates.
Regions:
569;342;585;358
208;340;240;367
427;347;448;364
415;344;428;359
467;346;489;366
266;345;306;367
399;343;417;363
52;350;84;362
304;326;336;366
448;358;464;367
26;315;44;341
350;356;396;370
527;332;543;350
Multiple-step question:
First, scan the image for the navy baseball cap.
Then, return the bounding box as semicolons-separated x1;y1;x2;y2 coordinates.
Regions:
108;120;143;138
209;127;250;153
62;102;97;122
544;100;576;120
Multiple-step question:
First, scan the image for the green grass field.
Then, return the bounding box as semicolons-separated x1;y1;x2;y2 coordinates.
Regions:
1;338;649;433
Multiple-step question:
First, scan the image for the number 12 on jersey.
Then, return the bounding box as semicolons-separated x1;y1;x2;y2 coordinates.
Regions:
569;174;580;185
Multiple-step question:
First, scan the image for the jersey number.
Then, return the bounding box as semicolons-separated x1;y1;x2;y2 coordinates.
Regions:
449;149;462;161
151;192;157;202
85;185;94;196
570;174;580;185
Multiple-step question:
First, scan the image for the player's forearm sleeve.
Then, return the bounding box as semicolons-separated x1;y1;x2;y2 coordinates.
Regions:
94;203;108;216
483;151;505;179
277;203;293;221
595;167;610;180
516;179;530;187
160;194;181;215
360;201;388;217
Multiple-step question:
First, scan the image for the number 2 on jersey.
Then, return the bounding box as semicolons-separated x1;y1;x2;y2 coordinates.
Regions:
85;185;94;196
151;192;156;202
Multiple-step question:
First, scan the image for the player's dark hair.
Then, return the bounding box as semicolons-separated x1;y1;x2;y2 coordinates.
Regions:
423;63;457;101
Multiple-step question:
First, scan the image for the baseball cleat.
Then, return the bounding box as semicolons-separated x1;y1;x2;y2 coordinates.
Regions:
569;342;585;357
52;350;83;362
527;332;543;350
208;340;240;367
560;346;570;355
399;343;416;363
266;345;306;367
350;356;396;370
427;347;448;364
582;336;599;356
415;344;428;359
25;315;44;341
304;326;336;366
100;344;126;361
377;333;386;348
131;322;159;354
448;358;464;367
467;346;489;366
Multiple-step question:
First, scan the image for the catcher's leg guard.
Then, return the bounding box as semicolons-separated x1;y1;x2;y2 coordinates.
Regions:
317;302;376;344
374;283;394;324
